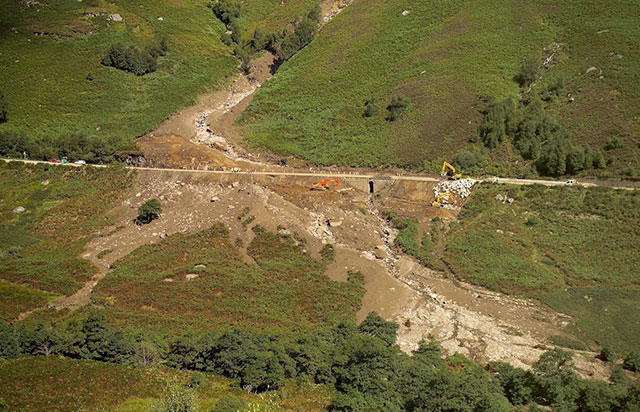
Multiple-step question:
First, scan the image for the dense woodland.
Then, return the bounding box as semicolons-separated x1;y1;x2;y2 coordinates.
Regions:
1;313;639;411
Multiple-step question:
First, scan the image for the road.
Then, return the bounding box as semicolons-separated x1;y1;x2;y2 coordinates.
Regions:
2;158;637;190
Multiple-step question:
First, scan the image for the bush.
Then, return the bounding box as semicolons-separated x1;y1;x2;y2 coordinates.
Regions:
363;98;379;118
320;244;336;261
453;145;487;170
279;17;317;61
220;32;234;46
137;199;162;225
152;381;198;412
213;396;246;412
515;57;540;88
0;90;7;123
623;352;640;372
599;346;617;362
212;0;241;24
101;43;158;76
605;137;624;151
386;96;410;121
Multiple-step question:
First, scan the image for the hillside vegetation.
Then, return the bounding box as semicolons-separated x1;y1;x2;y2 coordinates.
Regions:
240;0;640;177
439;183;640;352
0;162;134;321
0;0;319;161
91;224;364;337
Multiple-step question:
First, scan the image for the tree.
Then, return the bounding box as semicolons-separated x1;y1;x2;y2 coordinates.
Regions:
479;99;512;149
531;349;581;411
21;322;62;357
0;90;7;123
487;361;533;405
0;325;21;359
386;96;410;121
137;341;160;366
137;199;162;225
358;312;398;346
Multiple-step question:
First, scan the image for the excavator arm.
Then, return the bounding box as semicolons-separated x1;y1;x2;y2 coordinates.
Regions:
311;177;340;190
441;161;462;180
431;191;453;207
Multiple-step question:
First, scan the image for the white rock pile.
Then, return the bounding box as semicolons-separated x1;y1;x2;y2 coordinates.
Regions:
433;178;476;199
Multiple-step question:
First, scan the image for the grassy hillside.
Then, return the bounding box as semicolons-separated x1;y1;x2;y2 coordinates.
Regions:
0;356;332;411
0;0;319;158
442;183;640;352
0;162;134;321
92;225;364;338
240;0;640;176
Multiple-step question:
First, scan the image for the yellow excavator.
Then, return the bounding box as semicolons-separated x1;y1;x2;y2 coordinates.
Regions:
441;161;462;180
431;191;453;207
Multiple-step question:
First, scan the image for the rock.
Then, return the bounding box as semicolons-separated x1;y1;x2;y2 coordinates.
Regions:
402;9;411;15
507;198;514;204
108;13;123;22
41;180;49;186
327;218;343;227
136;192;141;197
157;16;164;21
163;278;174;282
496;229;504;234
210;196;219;203
185;274;199;280
13;206;25;214
586;66;598;74
195;264;206;269
495;194;504;201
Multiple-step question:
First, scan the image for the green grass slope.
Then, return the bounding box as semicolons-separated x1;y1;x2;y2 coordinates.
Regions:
443;183;640;351
0;162;134;320
0;0;319;155
240;0;640;175
0;356;332;411
92;225;364;338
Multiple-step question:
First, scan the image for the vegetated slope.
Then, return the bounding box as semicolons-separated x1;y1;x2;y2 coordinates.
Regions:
92;225;364;337
442;183;640;352
240;0;640;176
0;162;134;320
0;0;318;159
0;356;330;412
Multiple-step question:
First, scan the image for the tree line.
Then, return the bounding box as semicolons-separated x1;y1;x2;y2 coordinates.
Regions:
1;312;639;411
0;130;116;163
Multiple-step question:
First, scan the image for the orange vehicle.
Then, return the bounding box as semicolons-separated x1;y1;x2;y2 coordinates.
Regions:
311;177;340;190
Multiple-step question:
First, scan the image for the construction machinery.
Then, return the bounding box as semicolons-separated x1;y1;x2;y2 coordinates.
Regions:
441;161;462;180
431;191;453;207
311;177;340;191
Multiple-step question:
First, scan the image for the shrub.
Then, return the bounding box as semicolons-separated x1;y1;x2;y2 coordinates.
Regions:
453;145;487;170
515;57;540;88
478;99;513;149
101;43;158;76
0;90;8;123
385;96;410;121
187;372;205;388
605;137;624;151
137;199;162;225
320;244;336;261
213;396;246;412
279;17;317;61
213;0;241;24
623;352;640;372
363;98;379;118
229;19;243;44
220;32;234;46
152;381;198;412
599;346;617;362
